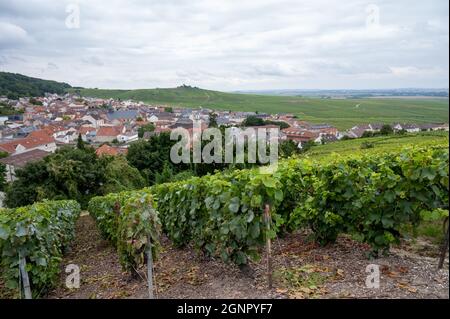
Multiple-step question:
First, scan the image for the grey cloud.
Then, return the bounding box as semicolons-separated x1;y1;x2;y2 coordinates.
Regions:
47;62;58;70
81;56;104;66
0;0;447;90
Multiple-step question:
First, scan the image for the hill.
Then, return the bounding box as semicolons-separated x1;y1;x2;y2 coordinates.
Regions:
0;72;447;130
73;86;449;130
0;71;71;99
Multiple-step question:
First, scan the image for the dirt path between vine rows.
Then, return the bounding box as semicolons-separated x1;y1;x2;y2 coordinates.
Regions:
46;214;449;299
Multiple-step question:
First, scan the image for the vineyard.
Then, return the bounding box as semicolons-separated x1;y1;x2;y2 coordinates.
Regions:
0;200;80;298
88;145;449;273
0;145;448;298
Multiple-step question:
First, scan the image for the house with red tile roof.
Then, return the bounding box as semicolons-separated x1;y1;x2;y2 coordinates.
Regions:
0;129;57;155
0;149;50;182
95;125;125;143
281;127;320;143
95;144;128;157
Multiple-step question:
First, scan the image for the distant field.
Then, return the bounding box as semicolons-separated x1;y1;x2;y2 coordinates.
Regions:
74;86;449;130
304;131;449;159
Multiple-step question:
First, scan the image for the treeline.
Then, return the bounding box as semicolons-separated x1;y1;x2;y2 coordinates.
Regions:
0;101;24;116
242;115;290;129
0;72;72;99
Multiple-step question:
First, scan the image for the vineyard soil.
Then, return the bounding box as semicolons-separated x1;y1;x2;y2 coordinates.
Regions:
45;214;449;299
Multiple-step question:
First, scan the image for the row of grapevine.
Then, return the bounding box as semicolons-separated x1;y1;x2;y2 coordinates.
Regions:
0;200;81;297
88;190;160;272
88;145;449;270
277;145;449;255
152;171;284;265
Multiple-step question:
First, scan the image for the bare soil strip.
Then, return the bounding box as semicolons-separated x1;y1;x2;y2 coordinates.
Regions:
47;214;449;299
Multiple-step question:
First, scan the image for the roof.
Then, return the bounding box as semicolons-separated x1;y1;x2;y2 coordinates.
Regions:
153;127;172;134
78;126;96;135
310;124;334;129
149;112;176;121
0;149;50;168
246;125;280;130
95;144;128;157
96;126;123;137
281;128;319;139
27;130;55;145
0;130;55;154
106;110;138;120
347;127;367;138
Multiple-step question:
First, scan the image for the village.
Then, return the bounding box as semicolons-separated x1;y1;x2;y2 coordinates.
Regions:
0;93;448;182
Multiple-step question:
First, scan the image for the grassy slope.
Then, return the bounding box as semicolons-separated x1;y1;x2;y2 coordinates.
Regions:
74;86;449;130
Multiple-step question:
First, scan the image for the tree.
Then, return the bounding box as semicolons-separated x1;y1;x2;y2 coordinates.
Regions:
209;112;218;128
127;133;184;184
279;140;301;158
242;115;264;127
299;140;315;153
6;93;18;100
0;163;6;191
101;156;146;194
264;120;290;129
77;133;85;149
4;160;52;208
165;107;173;113
154;162;174;184
4;146;106;208
362;131;374;138
380;124;393;135
29;97;43;106
138;123;155;138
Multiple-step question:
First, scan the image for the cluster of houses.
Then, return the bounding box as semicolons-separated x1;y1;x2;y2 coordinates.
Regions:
0;93;448;182
345;122;449;138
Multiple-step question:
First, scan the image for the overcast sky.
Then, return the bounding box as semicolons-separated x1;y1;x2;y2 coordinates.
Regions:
0;0;448;90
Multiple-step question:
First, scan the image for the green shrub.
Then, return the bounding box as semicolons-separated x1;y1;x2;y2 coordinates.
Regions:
360;142;375;149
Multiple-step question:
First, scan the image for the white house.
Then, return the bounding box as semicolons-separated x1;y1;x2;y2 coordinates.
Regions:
53;128;78;144
393;123;421;133
117;131;139;144
82;115;104;128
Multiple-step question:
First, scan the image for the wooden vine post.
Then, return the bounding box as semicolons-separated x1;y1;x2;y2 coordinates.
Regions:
147;237;154;299
264;204;273;289
19;255;32;299
438;217;449;270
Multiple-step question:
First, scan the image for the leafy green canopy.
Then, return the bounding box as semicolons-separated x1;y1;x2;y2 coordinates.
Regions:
4;146;144;209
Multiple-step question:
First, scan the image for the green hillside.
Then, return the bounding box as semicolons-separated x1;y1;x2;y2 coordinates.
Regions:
73;86;449;130
0;71;71;99
305;131;449;159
